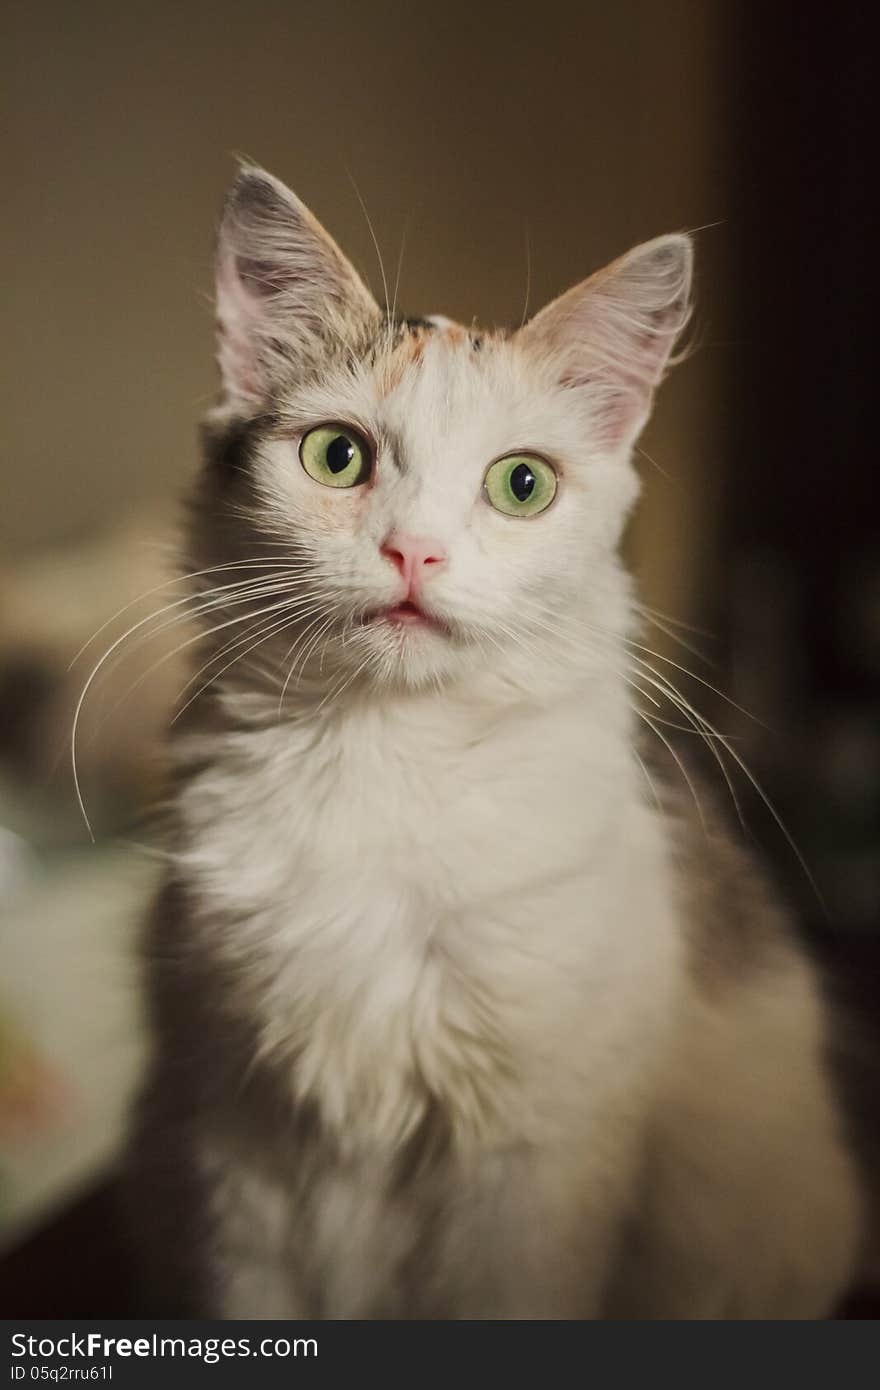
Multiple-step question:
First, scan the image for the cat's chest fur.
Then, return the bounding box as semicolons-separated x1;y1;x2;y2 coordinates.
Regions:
175;684;680;1154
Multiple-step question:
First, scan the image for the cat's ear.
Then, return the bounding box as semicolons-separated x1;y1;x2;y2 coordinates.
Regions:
520;235;693;448
214;165;380;408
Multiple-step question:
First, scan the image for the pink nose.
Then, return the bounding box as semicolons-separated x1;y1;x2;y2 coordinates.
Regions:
380;532;447;590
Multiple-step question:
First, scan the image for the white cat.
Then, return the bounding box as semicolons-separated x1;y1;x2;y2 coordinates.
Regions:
129;165;866;1318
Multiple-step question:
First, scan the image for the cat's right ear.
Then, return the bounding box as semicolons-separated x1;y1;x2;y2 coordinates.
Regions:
214;166;380;409
519;235;693;450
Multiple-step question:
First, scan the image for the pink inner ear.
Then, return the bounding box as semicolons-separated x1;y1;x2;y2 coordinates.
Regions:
211;166;383;410
215;246;270;406
559;298;687;442
524;233;691;421
236;257;296;300
525;239;692;449
560;363;652;446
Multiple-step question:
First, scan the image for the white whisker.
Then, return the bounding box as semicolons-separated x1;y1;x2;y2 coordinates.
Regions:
67;560;302;670
636;710;707;832
170;605;319;727
347;170;391;335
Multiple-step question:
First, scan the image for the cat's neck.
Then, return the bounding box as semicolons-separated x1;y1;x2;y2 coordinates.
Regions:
175;647;642;884
171;622;662;1154
195;652;632;769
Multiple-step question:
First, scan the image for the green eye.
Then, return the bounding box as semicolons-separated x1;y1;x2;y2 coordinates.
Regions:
299;424;372;488
484;454;557;517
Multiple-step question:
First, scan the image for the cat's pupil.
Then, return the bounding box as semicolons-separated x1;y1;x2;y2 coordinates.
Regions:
326;435;354;473
510;463;535;502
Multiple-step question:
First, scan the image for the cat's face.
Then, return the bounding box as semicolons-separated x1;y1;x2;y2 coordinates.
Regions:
194;168;691;696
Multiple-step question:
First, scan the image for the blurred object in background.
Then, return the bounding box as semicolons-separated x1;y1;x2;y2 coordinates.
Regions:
0;840;155;1252
716;1;879;946
0;509;184;843
723;549;880;939
0;512;176;1250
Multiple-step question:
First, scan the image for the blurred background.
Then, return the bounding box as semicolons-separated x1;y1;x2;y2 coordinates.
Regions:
1;0;876;1313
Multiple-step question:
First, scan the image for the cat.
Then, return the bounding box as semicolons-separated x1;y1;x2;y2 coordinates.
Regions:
128;164;867;1319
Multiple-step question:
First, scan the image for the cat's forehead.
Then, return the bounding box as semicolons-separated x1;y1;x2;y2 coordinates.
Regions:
276;312;570;461
373;313;502;397
369;318;592;479
373;317;542;441
384;313;486;372
404;314;466;335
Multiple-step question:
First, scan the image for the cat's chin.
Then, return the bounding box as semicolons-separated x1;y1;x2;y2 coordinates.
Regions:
351;610;473;691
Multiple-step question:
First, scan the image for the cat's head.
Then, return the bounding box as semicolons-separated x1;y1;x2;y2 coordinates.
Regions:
192;166;691;700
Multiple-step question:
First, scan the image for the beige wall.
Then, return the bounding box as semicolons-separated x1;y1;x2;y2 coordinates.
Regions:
3;0;732;621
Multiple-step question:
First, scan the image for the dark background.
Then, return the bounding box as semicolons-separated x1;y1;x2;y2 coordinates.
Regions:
721;4;877;952
1;0;876;1315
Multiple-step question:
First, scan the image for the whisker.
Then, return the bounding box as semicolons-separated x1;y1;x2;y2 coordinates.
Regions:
84;591;324;756
277;610;338;716
636;709;707;832
613;630;764;728
314;650;374;715
347;169;391;335
634;443;673;481
172;596;328;710
635;609;714;666
631;659;824;910
390;219;409;327
623;656;748;832
294;610;340;681
170;606;319;727
507;602;820;903
636;602;714;638
519;223;532;331
87;574;311;696
633;747;664;818
67;560;302;669
71;587;317;837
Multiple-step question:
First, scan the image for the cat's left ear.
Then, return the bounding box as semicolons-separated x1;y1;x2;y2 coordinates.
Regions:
214;165;380;409
519;234;693;448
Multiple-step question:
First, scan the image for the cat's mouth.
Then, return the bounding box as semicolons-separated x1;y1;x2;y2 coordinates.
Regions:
363;600;446;632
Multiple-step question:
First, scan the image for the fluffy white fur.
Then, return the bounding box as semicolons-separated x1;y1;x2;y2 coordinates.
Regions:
145;167;864;1318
